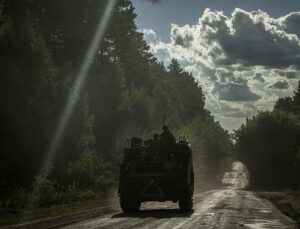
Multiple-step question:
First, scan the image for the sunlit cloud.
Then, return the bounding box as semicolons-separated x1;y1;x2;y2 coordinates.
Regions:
143;8;300;130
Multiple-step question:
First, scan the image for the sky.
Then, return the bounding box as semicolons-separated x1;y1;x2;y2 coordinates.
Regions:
132;0;300;131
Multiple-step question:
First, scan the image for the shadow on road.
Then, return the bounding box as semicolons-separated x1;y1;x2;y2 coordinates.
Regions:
112;209;193;219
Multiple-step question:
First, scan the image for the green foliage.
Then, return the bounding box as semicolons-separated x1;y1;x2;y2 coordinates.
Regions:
274;97;294;112
67;93;115;192
0;7;58;190
235;111;300;190
68;150;115;192
120;87;157;131
0;0;231;211
0;197;108;226
274;81;300;114
176;116;233;187
236;81;300;190
31;164;55;207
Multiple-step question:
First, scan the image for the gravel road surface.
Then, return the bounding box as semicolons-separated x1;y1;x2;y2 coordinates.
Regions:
61;162;298;228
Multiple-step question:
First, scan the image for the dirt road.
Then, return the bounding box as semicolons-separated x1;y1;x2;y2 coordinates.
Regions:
61;162;298;228
61;189;297;229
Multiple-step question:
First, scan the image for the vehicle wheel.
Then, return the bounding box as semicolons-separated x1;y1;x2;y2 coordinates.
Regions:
179;194;193;212
120;193;141;213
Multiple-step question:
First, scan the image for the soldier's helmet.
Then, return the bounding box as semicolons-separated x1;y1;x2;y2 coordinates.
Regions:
153;133;159;139
162;125;169;132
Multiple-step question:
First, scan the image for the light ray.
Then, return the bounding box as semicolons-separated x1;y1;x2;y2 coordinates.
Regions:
43;0;117;166
21;0;117;211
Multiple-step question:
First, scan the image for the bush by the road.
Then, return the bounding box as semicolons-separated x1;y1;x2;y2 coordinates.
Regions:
235;110;300;190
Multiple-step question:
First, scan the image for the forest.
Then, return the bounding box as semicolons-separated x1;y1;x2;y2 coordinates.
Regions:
0;0;232;211
1;0;299;218
235;82;300;190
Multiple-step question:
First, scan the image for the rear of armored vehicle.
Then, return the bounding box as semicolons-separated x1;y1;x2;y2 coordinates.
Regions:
118;138;194;213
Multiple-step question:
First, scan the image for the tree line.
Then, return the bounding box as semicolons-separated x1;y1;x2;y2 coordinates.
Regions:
0;0;232;210
235;82;300;190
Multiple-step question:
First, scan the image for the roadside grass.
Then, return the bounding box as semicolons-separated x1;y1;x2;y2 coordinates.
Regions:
0;198;111;226
258;190;300;226
284;190;300;225
286;191;300;210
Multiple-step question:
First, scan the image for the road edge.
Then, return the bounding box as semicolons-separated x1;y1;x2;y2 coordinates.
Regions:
257;191;300;227
4;206;118;229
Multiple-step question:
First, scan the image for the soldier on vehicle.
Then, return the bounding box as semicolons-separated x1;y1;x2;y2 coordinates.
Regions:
119;128;194;213
159;125;176;144
153;133;160;145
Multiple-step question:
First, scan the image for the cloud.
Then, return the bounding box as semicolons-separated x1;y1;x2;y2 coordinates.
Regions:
285;72;298;79
205;99;258;130
276;70;299;79
144;8;300;130
152;8;300;69
280;12;300;38
142;29;157;37
174;34;194;48
253;73;265;83
269;80;289;89
213;78;261;101
203;9;300;69
216;69;234;83
143;0;160;4
171;24;194;48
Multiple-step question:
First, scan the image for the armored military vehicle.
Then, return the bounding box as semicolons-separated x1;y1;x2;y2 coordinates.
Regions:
118;136;194;213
